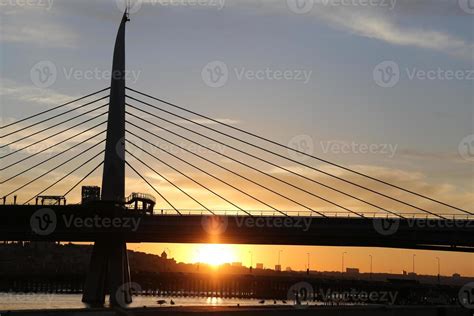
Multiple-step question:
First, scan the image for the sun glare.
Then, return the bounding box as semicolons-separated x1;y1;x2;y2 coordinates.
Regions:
194;244;236;266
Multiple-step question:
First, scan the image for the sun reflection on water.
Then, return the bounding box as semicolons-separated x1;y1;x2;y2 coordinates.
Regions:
206;297;223;306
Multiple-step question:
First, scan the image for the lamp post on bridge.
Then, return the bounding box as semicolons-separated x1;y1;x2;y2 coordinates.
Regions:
369;254;373;279
306;252;310;275
195;249;201;272
436;257;441;283
277;250;283;272
342;252;347;275
249;251;253;273
412;254;416;279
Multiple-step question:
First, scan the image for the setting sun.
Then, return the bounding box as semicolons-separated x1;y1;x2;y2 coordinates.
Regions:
193;244;237;266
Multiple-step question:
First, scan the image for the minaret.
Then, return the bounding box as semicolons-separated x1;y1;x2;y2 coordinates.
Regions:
82;12;131;306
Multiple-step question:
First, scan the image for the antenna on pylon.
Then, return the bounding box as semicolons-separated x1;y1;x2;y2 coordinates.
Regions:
125;0;131;21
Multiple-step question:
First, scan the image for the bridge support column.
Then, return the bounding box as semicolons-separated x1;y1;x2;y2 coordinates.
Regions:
109;240;131;306
82;240;131;306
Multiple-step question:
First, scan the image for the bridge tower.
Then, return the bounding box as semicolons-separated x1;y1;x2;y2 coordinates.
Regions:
82;12;131;306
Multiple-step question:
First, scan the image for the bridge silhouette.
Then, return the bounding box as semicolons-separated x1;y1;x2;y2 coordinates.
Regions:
1;11;473;307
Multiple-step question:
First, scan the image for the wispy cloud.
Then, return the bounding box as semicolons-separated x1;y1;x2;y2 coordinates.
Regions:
228;1;473;60
399;149;470;164
0;5;77;48
0;79;72;106
172;118;241;126
0;24;77;48
315;7;473;60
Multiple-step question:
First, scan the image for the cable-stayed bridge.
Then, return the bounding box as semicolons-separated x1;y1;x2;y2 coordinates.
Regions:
1;12;473;307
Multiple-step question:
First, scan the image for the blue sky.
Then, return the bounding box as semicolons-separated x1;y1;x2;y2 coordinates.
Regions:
1;0;473;274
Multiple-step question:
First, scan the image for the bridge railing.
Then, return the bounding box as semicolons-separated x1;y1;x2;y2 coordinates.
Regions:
124;193;156;204
148;209;474;220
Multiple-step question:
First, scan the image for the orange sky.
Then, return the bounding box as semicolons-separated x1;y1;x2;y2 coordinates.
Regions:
127;243;474;277
2;154;473;277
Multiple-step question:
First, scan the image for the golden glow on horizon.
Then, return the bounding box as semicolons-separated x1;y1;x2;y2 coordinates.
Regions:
129;244;474;277
193;244;237;266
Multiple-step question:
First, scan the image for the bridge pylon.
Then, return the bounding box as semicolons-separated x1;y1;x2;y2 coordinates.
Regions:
82;12;131;307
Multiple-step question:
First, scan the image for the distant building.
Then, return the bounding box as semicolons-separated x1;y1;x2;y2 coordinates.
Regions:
256;263;264;270
81;186;100;204
232;262;242;267
275;264;281;272
452;273;461;279
285;267;292;272
346;268;359;275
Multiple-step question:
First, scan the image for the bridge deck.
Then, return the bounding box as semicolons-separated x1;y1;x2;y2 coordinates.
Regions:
1;205;473;252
